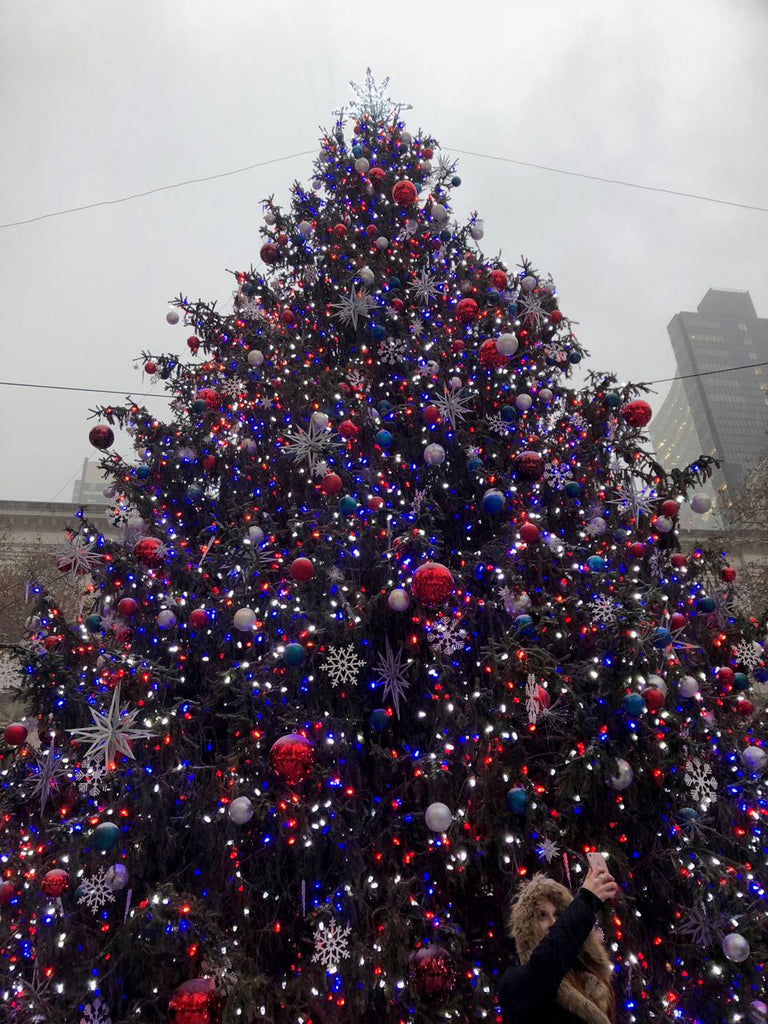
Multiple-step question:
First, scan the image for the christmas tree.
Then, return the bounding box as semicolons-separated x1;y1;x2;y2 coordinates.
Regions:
3;71;768;1024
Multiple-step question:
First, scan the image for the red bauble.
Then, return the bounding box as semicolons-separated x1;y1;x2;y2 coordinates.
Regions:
455;298;478;324
4;722;28;746
132;537;166;568
189;608;209;629
643;687;665;713
117;597;138;618
280;308;296;327
478;339;507;369
409;945;457;999
488;269;508;290
260;242;280;265
168;978;224;1024
519;523;541;544
620;400;653;427
89;425;114;450
187;336;200;353
535;686;551;709
424;405;441;424
0;880;15;906
368;495;385;510
716;667;735;688
722;566;737;583
421;147;434;160
338;419;359;439
202;455;217;472
669;612;687;631
736;698;755;716
549;309;564;325
369;166;386;183
410;562;454;607
661;500;679;518
269;733;315;786
365;223;378;236
392;180;418;206
628;542;646;558
144;360;157;375
513;451;545;481
321;473;343;495
41;868;69;898
290;557;315;582
195;388;220;410
670;553;688;569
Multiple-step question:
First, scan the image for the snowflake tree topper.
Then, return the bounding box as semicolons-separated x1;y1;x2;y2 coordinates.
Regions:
335;68;412;123
69;685;154;768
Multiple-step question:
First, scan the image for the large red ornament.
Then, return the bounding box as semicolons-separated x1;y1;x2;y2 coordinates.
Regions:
338;419;359;439
195;388;220;410
41;868;69;898
133;537;166;568
661;500;679;518
643;687;665;713
409;945;458;999
321;473;343;495
189;608;209;629
620;400;653;427
392;180;418;206
117;597;138;618
670;553;688;569
488;269;508;290
269;733;315;786
513;451;545;481
478;339;508;369
168;978;224;1024
455;298;478;323
669;612;687;631
549;309;564;325
4;722;28;746
722;566;737;583
627;542;646;558
260;242;280;265
369;166;386;183
410;562;454;608
89;425;114;450
519;523;541;544
716;667;735;689
423;405;441;424
289;557;315;582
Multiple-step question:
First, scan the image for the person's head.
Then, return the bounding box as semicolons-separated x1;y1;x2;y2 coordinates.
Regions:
508;874;574;963
535;899;559;939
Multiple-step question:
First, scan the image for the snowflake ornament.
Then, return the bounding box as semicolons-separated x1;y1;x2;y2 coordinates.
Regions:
676;903;726;948
410;487;429;516
282;421;344;476
734;640;764;672
373;640;412;718
378;335;409;364
544;462;574;491
56;533;103;578
220;377;248;401
685;757;717;810
609;480;657;519
410;268;442;306
526;675;542;726
323;645;366;689
432;385;474;430
77;869;116;912
69;686;154;768
536;838;561;864
486;412;513;437
81;997;112;1024
346;369;370;394
312;919;352;969
76;760;108;798
427;617;468;656
331;285;376;330
236;296;268;323
397;219;420;242
589;595;620;626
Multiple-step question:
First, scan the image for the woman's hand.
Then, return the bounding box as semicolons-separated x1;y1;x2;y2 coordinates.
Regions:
582;866;618;903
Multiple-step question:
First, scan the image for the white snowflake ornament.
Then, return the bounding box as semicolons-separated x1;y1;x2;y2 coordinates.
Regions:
312;919;352;970
77;868;116;912
323;645;366;689
81;997;112;1024
684;757;717;810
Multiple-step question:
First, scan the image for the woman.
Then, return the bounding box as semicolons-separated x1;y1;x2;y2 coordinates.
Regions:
499;865;617;1024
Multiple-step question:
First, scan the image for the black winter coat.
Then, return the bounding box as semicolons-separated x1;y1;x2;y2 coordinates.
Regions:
498;888;605;1024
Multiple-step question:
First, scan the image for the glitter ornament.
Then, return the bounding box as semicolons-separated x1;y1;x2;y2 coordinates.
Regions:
166;310;180;324
228;796;254;824
89;425;114;450
620;400;653;427
189;608;209;629
168;978;224;1024
482;488;505;514
495;332;519;356
41;868;69;897
260;243;280;265
246;525;265;543
513;451;545;481
455;298;478;323
478;339;507;368
156;609;177;629
409;945;457;999
269;733;314;786
424;443;446;466
247;349;265;367
392;180;418;206
132;537;166;567
411;562;454;607
424;802;452;832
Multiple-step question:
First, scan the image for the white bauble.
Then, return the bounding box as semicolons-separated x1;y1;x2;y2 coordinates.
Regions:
690;494;712;514
469;224;484;240
166;310;180;324
156;609;177;629
388;588;411;612
646;674;667;697
420;159;432;173
655;515;674;533
400;131;412;146
431;203;448;224
425;360;440;375
424;443;446;466
241;438;258;455
678;675;699;698
539;388;554;403
449;377;463;389
298;220;312;237
311;411;329;429
312;178;323;191
247;349;265;367
495;333;518;356
749;999;768;1024
354;157;370;173
233;607;257;632
246;525;265;543
722;932;750;963
521;275;537;292
103;484;117;499
742;746;768;771
516;394;533;412
228;796;255;824
588;517;607;536
505;593;531;615
607;758;634;791
318;151;331;165
425;802;453;832
105;863;129;891
375;236;389;250
264;209;278;222
359;267;375;286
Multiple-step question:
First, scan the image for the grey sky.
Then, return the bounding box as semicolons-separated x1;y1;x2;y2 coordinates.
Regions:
1;0;766;503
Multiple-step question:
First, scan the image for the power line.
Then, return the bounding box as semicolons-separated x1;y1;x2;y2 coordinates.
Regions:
1;145;765;230
642;360;768;385
0;150;315;229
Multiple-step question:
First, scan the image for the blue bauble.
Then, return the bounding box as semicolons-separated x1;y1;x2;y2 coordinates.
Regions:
451;175;462;187
698;596;716;613
85;614;103;632
568;351;582;364
242;282;256;297
135;465;151;481
501;405;518;423
378;400;393;414
754;667;768;683
370;708;389;732
389;276;402;290
352;144;363;158
376;430;393;448
733;672;750;691
506;788;528;814
507;301;518;316
482;489;505;514
371;324;387;341
564;481;582;498
676;807;700;832
604;392;621;408
192;399;209;414
338;496;358;516
440;228;452;242
652;627;672;649
283;643;306;666
186;484;203;502
514;614;534;637
92;821;120;852
467;457;483;473
586;556;605;572
622;693;646;717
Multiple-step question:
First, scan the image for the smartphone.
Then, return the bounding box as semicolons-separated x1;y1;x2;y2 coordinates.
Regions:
586;851;610;876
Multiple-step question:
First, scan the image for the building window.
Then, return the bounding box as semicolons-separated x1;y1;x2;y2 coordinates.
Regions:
739;323;749;331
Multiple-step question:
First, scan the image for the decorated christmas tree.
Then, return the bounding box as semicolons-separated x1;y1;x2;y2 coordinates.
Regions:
2;72;768;1024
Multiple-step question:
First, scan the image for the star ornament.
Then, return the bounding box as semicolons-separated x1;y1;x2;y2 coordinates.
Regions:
69;686;154;768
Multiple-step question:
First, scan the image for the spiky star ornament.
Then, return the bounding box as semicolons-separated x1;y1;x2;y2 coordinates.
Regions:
69;685;154;768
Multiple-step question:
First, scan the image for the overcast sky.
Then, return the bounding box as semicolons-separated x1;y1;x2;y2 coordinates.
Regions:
1;0;766;504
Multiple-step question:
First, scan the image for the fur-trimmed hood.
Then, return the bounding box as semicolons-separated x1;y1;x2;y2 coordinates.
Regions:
508;874;614;1024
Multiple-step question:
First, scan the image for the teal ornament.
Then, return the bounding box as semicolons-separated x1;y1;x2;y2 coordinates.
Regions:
283;643;306;667
378;400;393;415
482;489;505;514
698;596;716;613
370;708;389;732
85;614;103;632
564;481;582;498
186;484;203;502
501;405;518;423
466;457;483;473
568;351;582;364
733;672;750;691
604;392;621;408
376;430;393;448
586;556;605;572
93;821;120;852
136;465;151;481
338;496;358;516
676;807;700;833
451;175;462;187
514;614;534;637
389;276;402;290
352;144;363;158
192;399;209;414
439;228;452;242
506;787;527;814
652;627;672;649
371;324;387;341
622;693;646;717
